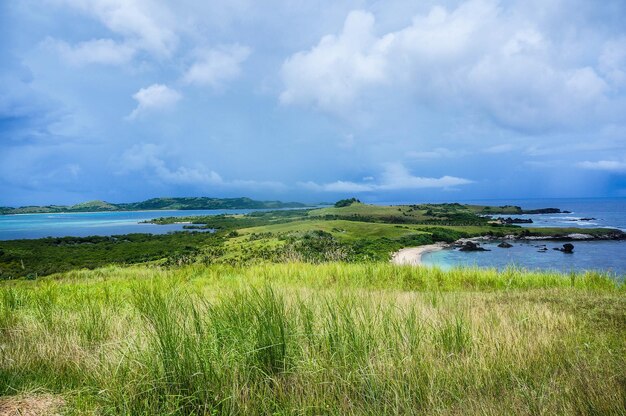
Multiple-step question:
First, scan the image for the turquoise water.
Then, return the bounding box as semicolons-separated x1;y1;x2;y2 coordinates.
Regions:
421;198;626;276
422;240;626;277
0;209;266;240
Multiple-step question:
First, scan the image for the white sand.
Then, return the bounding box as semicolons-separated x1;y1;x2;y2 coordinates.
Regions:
391;243;447;266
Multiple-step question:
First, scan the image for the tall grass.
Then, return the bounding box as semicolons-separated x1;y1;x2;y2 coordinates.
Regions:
0;263;624;414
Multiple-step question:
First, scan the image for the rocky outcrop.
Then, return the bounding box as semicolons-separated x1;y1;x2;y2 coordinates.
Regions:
553;243;574;253
493;217;533;224
497;242;513;248
521;208;563;214
459;241;490;252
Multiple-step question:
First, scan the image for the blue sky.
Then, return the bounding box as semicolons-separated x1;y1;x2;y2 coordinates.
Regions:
2;0;626;206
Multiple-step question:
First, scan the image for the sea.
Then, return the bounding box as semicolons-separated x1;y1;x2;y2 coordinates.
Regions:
420;198;626;277
0;209;265;240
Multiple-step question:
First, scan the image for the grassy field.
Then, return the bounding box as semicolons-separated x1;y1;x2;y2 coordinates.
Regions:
1;263;624;415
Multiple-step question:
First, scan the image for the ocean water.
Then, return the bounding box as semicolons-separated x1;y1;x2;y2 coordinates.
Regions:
421;198;626;276
0;209;268;240
473;197;626;231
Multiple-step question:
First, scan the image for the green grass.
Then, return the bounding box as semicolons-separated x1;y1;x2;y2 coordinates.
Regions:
0;263;624;414
238;219;431;240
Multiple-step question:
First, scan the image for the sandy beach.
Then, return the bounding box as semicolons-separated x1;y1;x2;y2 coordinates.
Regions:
391;243;447;266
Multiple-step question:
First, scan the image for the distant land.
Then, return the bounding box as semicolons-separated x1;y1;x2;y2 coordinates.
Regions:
0;197;309;215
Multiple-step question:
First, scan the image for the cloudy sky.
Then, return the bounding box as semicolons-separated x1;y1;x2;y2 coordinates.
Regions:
2;0;626;206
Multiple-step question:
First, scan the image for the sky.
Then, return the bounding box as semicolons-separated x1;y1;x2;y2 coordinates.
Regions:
2;0;626;206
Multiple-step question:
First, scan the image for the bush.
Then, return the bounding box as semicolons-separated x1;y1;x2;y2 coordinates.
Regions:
334;198;361;208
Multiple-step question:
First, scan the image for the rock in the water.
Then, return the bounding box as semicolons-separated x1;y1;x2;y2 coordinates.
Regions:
459;241;490;252
554;243;574;253
493;217;533;224
497;242;513;248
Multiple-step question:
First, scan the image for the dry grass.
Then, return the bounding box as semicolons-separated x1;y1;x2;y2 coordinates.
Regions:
0;393;64;416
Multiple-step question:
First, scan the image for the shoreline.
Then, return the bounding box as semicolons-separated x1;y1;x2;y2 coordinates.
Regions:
391;243;447;266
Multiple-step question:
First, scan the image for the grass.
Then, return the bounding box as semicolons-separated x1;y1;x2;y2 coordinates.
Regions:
0;263;624;415
239;219;429;239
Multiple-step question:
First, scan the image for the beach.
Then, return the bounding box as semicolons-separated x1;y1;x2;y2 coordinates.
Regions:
391;243;447;265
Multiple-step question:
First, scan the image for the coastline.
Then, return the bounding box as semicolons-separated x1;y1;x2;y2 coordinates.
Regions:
391;243;447;266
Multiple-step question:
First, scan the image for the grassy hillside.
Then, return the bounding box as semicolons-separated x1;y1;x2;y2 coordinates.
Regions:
0;263;624;414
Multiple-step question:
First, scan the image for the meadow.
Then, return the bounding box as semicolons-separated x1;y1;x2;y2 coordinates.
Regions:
1;263;625;415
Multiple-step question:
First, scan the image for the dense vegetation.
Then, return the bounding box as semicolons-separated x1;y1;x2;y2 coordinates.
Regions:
0;233;221;279
334;197;361;207
0;263;624;414
0;197;308;215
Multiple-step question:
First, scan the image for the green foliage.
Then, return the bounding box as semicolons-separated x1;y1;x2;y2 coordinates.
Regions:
0;232;222;279
334;197;361;207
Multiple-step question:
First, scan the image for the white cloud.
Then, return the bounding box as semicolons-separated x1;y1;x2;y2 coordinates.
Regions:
55;0;178;57
46;38;135;66
280;10;391;112
118;143;286;190
128;84;181;119
578;160;626;172
182;45;251;88
280;1;622;131
300;163;472;192
377;163;473;190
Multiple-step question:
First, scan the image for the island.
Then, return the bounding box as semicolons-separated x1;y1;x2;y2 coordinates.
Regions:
0;197;309;215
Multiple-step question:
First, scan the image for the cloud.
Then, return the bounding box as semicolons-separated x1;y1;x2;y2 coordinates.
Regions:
280;10;390;112
300;163;472;192
600;36;626;87
55;0;178;57
300;180;374;193
483;144;515;154
0;50;62;142
46;38;135;66
120;143;223;184
127;84;181;119
578;160;626;172
280;1;623;131
378;163;473;190
118;143;286;190
182;45;251;88
407;147;460;159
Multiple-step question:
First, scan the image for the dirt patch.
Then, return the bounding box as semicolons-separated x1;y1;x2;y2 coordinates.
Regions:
0;394;64;416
